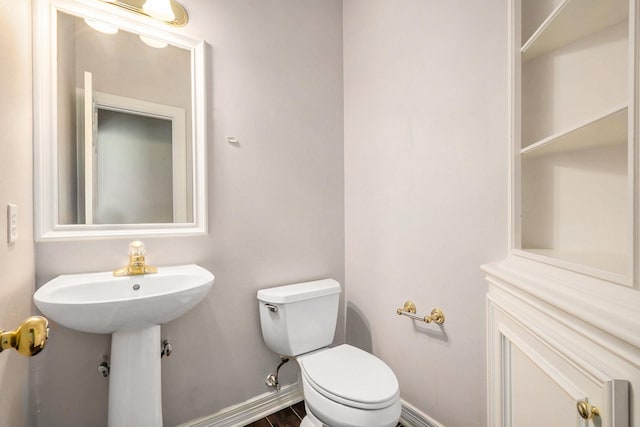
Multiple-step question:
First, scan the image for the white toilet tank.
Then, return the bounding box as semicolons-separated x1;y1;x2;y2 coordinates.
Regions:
257;279;341;356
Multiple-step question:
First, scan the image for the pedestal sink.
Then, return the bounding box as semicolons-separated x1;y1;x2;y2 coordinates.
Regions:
33;264;214;427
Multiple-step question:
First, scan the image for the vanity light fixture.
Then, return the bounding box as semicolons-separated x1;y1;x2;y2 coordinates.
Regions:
142;0;175;22
96;0;188;26
84;18;119;34
139;35;169;48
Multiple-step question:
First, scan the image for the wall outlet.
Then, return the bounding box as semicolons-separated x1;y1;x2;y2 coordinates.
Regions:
7;204;17;244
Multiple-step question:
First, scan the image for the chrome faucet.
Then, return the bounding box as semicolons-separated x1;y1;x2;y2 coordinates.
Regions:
113;241;158;276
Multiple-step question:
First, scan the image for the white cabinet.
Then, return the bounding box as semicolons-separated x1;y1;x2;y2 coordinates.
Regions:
484;0;640;425
487;285;631;427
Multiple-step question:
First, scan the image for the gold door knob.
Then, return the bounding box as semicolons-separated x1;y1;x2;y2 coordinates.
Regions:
577;400;600;420
0;316;49;357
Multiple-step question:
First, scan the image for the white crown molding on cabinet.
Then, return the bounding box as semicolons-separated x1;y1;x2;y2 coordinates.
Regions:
483;256;640;362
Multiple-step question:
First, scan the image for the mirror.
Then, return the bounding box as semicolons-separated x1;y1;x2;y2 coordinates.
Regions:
33;0;207;240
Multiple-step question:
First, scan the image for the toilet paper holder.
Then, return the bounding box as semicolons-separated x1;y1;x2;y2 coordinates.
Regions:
396;301;445;324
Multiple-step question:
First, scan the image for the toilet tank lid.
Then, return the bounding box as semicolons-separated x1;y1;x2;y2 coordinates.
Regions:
257;279;341;304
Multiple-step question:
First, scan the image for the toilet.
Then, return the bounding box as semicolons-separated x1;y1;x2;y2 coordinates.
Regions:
257;279;401;427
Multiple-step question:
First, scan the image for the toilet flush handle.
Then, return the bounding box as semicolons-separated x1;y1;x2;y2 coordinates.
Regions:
265;304;278;313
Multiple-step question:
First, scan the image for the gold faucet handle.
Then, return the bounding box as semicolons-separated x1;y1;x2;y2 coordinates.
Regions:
0;316;49;357
129;240;146;256
113;240;157;276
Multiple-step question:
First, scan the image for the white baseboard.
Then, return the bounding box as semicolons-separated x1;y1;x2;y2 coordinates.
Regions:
179;383;304;427
399;399;445;427
179;383;444;427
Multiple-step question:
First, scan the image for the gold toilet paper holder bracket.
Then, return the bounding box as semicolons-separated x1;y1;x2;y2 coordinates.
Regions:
396;301;445;324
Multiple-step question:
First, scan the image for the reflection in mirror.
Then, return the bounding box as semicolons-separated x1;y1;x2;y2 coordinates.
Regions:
78;73;189;225
34;0;206;240
59;11;191;225
91;104;181;224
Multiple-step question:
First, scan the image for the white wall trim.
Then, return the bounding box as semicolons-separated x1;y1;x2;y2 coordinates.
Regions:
178;382;444;427
178;383;303;427
482;256;640;353
399;399;445;427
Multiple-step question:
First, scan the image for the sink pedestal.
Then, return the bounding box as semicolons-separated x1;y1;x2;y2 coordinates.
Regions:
109;325;162;427
34;264;215;427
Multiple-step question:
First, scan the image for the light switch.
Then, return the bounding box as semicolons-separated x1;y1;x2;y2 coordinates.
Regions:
7;204;17;244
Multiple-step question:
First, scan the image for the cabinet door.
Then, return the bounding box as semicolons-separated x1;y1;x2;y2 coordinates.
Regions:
489;306;629;427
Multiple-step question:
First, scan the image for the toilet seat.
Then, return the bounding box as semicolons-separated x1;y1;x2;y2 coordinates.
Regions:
298;344;399;410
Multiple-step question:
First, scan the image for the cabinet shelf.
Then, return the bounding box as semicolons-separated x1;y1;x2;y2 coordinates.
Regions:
517;248;628;281
521;104;627;158
522;0;628;62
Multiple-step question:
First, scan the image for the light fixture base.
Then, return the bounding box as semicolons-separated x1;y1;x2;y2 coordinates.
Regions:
100;0;188;26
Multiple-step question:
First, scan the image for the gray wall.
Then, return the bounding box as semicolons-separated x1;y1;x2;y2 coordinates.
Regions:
0;1;35;426
32;1;344;425
343;1;508;426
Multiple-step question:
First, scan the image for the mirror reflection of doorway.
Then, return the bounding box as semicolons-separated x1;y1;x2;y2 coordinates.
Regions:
94;109;173;224
78;71;188;225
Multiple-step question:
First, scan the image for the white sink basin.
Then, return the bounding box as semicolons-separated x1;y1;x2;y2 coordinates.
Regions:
33;263;214;427
34;264;214;334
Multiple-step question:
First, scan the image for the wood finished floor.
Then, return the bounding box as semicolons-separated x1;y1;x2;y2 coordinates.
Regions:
244;401;306;427
244;401;404;427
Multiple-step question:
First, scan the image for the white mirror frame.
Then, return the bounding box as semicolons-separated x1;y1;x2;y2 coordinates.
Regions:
33;0;207;241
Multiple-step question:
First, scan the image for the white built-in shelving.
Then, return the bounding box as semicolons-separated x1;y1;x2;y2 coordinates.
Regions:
521;104;627;158
521;0;629;62
516;0;634;284
483;2;640;425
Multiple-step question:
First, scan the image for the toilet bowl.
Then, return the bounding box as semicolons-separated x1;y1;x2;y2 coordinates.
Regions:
257;280;401;427
298;344;401;427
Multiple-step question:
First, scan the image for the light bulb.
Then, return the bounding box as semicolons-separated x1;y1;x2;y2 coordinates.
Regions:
84;18;118;34
139;35;169;49
142;0;175;22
